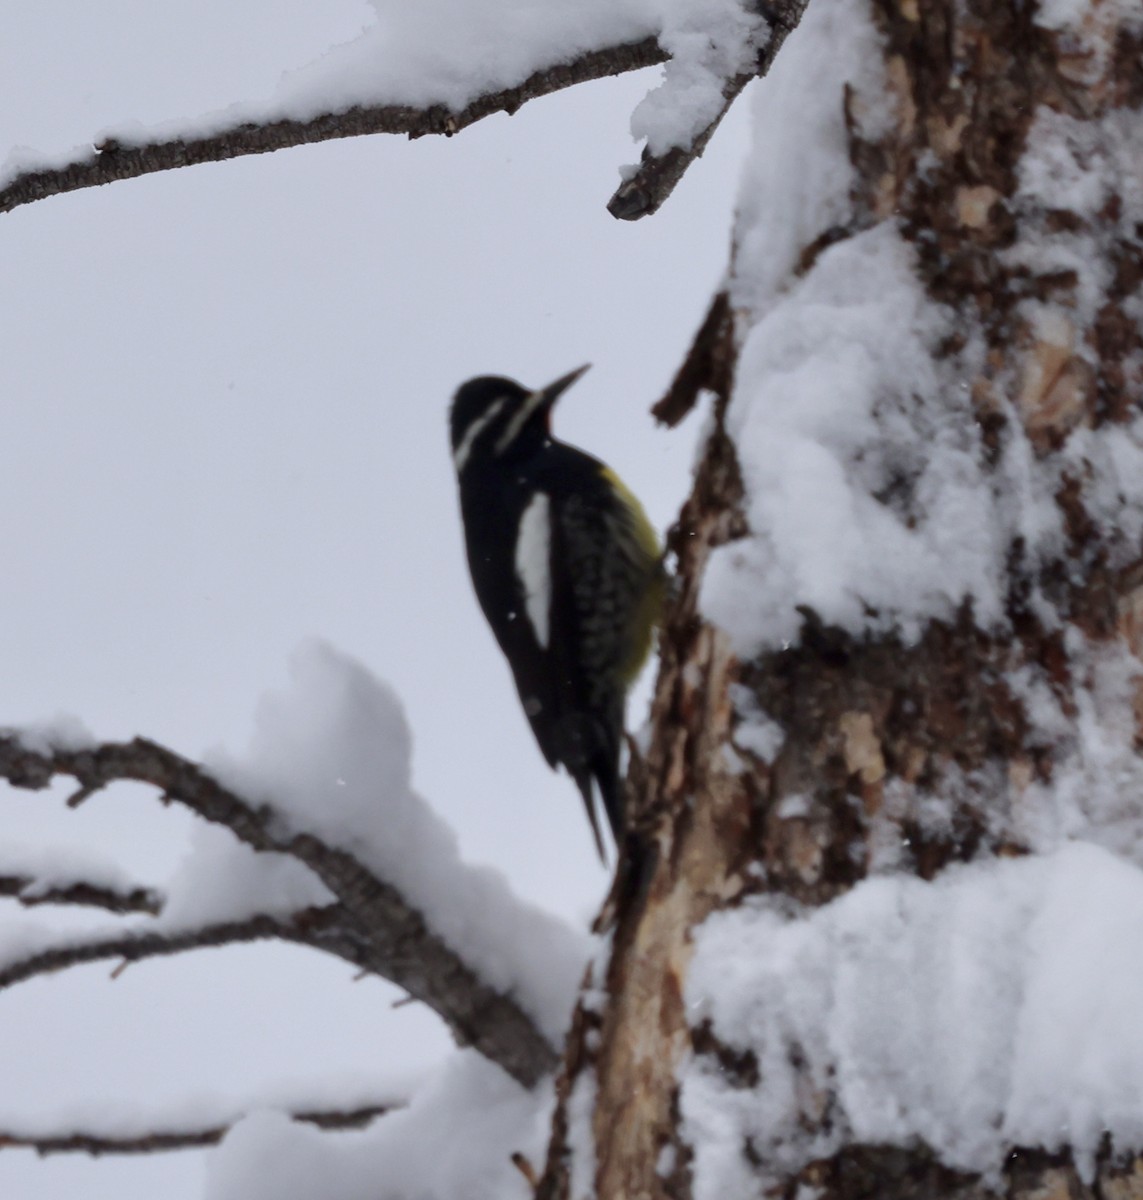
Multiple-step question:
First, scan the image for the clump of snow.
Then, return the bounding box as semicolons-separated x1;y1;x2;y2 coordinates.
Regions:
276;0;772;150
13;714;94;754
681;841;1143;1193
266;0;652;117
630;0;766;155
703;225;1007;653
208;640;589;1042
728;684;785;763
205;1052;546;1200
729;0;892;316
161;823;333;928
0;841;142;898
732;719;784;763
0;144;95;189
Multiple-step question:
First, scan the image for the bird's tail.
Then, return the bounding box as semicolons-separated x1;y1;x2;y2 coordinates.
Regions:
592;747;624;851
573;770;608;862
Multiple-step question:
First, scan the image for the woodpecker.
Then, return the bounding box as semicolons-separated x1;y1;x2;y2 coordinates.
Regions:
450;365;663;857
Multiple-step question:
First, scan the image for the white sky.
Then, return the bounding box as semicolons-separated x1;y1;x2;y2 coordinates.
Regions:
0;2;750;1196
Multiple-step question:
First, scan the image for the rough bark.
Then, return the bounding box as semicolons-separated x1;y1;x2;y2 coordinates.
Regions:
539;0;1143;1196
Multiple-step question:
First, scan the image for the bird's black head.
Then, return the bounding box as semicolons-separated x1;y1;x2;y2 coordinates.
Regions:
450;365;589;474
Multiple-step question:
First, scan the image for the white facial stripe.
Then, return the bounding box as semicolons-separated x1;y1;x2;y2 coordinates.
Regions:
494;388;545;456
453;397;507;473
515;491;551;649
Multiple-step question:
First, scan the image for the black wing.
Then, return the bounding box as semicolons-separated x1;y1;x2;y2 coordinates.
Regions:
459;444;656;855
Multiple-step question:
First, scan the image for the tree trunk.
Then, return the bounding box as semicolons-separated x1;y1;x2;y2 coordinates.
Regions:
538;0;1143;1196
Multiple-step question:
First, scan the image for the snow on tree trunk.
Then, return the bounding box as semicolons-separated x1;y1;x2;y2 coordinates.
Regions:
538;1;1143;1197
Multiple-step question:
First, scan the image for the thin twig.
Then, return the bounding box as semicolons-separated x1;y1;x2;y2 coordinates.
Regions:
512;1151;540;1187
0;1103;396;1158
0;907;346;994
0;874;162;916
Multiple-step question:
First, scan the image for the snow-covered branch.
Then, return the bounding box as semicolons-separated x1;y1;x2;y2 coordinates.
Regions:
608;71;750;220
0;908;350;994
609;0;809;220
0;38;665;220
0;873;162;915
2;0;810;223
0;730;560;1087
0;1103;394;1157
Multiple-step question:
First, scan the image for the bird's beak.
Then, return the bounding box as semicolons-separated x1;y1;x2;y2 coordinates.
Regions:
491;365;592;457
536;363;591;412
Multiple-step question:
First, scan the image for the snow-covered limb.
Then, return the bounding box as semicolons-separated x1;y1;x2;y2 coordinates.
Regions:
610;0;809;220
204;1052;549;1200
0;829;163;913
609;71;751;220
0;38;664;219
0;873;162;915
0;1104;394;1158
0;908;349;995
0;732;558;1087
2;0;811;223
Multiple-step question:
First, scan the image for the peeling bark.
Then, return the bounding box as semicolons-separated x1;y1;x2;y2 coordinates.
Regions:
538;1;1143;1196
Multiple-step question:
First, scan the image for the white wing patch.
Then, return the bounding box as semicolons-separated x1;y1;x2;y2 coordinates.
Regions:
515;491;552;649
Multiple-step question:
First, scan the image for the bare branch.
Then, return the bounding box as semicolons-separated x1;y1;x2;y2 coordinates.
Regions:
0;734;559;1086
0;38;666;219
0;874;162;916
0;907;349;994
0;1103;395;1158
651;290;734;427
608;73;753;221
607;0;810;220
512;1152;541;1188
